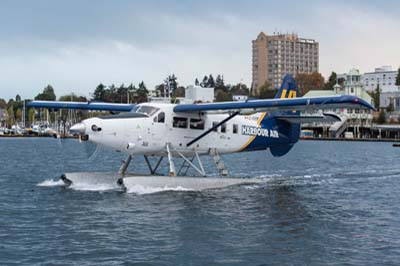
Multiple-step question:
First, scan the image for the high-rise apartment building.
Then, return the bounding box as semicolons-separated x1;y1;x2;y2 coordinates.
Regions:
251;32;319;95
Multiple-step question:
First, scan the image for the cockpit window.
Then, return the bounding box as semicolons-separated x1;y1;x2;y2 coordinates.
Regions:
132;105;159;116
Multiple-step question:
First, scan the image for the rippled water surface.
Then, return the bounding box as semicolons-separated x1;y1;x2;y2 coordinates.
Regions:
1;138;400;265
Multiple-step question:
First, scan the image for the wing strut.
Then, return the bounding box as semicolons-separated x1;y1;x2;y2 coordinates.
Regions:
187;111;239;147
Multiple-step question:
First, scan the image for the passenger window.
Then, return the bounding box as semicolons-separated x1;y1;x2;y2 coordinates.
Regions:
221;123;226;133
190;118;205;130
233;124;238;134
157;112;165;123
173;117;188;128
212;122;219;132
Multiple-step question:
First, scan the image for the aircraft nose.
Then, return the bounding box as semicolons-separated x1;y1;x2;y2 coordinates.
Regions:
70;122;86;135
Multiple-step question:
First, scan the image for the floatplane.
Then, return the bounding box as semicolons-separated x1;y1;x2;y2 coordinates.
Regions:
28;75;374;191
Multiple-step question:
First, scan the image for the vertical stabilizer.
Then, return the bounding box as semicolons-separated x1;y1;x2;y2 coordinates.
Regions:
274;75;299;99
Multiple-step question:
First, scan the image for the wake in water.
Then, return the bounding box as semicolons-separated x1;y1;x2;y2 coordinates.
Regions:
37;179;65;187
120;175;260;195
125;184;193;195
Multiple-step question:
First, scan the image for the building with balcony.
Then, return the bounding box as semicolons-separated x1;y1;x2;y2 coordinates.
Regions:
251;32;319;95
338;66;399;93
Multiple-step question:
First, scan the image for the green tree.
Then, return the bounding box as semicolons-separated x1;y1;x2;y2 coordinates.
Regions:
207;74;215;88
230;83;250;96
324;72;337;90
257;81;277;99
215;75;224;88
117;84;128;103
127;83;136;103
7;99;14;110
15;94;21;102
15;108;22;122
215;89;232;102
201;75;208;87
396;67;400;87
7;105;14;126
0;98;6;109
374;84;381;109
173;86;185;98
59;93;87;102
35;85;56;100
166;74;178;96
295;72;325;95
28;108;36;123
376;109;386;124
155;83;166;97
195;78;200;86
108;84;117;102
93;83;106;101
137;81;148;103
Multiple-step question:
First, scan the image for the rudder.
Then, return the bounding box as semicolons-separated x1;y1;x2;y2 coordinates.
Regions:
274;75;299;99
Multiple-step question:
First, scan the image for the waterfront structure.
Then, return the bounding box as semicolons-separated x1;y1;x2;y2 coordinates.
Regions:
304;69;373;138
251;32;319;94
338;66;399;93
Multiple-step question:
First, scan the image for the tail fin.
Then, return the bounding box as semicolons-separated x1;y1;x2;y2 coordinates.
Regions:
267;74;301;157
274;75;299;99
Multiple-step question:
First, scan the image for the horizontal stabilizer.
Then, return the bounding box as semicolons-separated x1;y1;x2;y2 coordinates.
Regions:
275;112;341;124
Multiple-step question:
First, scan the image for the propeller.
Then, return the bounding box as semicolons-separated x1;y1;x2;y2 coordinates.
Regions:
53;122;102;161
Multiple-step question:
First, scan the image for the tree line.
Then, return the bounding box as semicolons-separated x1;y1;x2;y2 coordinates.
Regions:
92;81;148;103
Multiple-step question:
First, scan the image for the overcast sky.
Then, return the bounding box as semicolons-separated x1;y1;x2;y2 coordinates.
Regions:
0;0;399;100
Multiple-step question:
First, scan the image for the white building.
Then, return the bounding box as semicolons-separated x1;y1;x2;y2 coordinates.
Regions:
363;66;398;92
338;66;399;93
185;85;214;103
232;95;248;101
311;69;373;120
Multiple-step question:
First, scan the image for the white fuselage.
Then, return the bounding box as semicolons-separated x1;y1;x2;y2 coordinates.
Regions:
80;103;283;157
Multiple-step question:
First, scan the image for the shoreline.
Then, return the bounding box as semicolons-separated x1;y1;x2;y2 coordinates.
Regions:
1;134;398;142
300;137;400;143
0;134;77;139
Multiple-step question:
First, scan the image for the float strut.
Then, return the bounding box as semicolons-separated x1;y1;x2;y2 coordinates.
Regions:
118;155;132;175
144;155;164;175
166;144;176;176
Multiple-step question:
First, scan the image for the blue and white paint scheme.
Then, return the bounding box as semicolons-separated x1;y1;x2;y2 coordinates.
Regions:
28;75;374;178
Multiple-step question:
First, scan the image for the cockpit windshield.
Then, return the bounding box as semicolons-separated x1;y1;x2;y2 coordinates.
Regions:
131;105;159;116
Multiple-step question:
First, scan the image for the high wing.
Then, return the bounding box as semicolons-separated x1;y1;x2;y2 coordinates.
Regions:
173;95;374;113
27;100;135;112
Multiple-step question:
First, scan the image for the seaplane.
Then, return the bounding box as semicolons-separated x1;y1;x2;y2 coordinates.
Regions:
28;75;374;192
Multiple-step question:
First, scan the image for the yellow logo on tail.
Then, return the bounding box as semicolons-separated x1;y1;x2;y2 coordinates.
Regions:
280;89;297;99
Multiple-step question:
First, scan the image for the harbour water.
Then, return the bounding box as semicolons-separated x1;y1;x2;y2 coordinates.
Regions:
1;138;400;265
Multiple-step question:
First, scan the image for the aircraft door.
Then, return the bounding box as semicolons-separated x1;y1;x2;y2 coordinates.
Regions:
150;111;167;142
